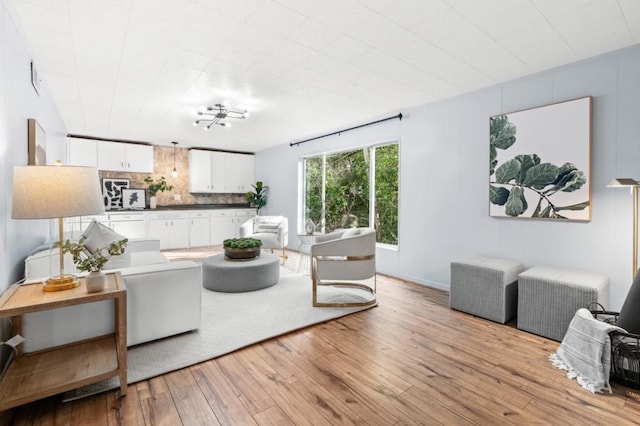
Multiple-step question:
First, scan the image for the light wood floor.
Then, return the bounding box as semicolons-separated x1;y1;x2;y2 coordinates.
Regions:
9;248;640;425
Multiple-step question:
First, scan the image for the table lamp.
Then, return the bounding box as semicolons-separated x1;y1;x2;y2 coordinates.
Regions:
608;178;640;278
12;165;105;291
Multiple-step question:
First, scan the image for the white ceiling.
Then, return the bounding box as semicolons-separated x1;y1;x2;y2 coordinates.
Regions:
8;0;640;152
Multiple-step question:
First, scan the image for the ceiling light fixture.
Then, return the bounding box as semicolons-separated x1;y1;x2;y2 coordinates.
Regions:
193;103;249;130
171;141;179;178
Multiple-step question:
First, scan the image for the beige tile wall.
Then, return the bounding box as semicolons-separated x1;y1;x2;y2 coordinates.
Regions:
99;145;247;207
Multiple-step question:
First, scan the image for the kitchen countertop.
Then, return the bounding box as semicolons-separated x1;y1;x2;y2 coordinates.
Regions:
155;203;252;210
107;204;253;212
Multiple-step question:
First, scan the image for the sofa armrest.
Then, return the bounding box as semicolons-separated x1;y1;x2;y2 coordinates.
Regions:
121;261;202;346
126;237;161;253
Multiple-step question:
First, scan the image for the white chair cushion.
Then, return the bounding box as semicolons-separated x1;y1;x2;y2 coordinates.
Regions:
341;228;361;238
253;217;281;234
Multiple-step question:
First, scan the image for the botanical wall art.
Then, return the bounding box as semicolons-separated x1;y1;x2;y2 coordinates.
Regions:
102;178;129;209
489;96;592;221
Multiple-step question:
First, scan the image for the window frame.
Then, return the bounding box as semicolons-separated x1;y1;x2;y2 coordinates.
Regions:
300;140;399;247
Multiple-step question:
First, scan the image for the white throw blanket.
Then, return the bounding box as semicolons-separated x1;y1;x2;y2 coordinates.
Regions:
550;308;625;393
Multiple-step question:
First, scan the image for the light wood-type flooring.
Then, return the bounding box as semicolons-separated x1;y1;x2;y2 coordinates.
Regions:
8;247;640;425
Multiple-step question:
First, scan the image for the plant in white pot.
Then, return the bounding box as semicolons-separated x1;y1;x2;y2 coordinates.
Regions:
55;237;128;292
144;176;174;209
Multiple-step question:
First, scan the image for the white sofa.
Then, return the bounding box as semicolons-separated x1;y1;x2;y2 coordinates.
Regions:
22;235;202;351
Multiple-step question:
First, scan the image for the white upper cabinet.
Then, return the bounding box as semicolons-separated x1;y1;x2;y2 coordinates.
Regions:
188;150;213;192
67;138;98;167
235;154;255;193
98;141;153;173
189;150;255;193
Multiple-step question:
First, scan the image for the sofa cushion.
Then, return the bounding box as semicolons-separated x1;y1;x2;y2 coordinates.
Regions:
254;217;281;234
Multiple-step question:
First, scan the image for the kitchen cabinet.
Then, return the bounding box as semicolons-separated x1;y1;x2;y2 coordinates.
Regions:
67;138;98;167
148;212;189;250
66;208;257;249
108;213;147;239
98;141;153;173
187;150;212;192
188;211;210;247
210;210;237;245
225;153;255;193
189;150;255;193
210;209;255;245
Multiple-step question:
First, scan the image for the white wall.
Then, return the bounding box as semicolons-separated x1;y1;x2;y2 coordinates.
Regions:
1;0;67;292
257;43;640;310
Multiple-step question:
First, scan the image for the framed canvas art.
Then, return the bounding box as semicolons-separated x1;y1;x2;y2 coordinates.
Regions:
102;178;130;209
489;96;592;221
27;118;46;165
121;189;146;209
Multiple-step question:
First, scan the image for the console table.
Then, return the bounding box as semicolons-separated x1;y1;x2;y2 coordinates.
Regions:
0;272;127;411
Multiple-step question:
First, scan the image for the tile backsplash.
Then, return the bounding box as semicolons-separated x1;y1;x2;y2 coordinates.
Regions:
99;145;247;208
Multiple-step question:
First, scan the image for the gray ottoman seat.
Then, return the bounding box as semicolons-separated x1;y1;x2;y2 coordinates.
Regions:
517;266;609;341
203;252;280;292
450;256;524;324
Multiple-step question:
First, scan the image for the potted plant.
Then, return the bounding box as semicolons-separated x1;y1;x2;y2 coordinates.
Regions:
144;176;174;209
246;181;267;215
55;237;128;292
223;237;262;260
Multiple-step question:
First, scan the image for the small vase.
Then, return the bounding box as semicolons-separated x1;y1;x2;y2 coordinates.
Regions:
150;196;157;209
86;271;106;293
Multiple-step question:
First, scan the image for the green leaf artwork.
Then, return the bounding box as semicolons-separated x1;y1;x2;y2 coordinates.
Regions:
489;114;589;219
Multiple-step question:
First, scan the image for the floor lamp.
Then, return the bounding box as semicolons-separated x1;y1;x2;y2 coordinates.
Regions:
608;178;640;278
12;165;105;291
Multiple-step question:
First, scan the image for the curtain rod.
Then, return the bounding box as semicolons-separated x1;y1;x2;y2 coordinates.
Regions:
289;112;403;147
67;133;152;146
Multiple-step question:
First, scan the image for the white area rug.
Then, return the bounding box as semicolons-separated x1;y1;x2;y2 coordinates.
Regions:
64;268;374;400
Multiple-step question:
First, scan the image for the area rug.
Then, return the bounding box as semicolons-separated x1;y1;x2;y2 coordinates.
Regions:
64;268;375;400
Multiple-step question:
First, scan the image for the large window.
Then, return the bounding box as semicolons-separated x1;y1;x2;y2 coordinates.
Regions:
303;143;398;245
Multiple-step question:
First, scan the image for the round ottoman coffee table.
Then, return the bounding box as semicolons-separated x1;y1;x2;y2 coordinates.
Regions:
202;252;280;292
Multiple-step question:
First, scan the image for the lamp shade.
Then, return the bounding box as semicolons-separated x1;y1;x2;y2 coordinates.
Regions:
12;166;105;219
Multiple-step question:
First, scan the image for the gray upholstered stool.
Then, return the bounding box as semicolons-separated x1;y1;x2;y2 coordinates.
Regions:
202;252;280;292
517;266;609;341
450;256;524;324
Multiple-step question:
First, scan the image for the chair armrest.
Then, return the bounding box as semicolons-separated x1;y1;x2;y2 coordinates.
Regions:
277;217;289;246
239;219;254;237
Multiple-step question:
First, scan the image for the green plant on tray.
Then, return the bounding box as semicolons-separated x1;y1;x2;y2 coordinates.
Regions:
223;238;262;249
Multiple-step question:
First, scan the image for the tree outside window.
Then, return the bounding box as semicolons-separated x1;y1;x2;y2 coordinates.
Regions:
303;143;398;246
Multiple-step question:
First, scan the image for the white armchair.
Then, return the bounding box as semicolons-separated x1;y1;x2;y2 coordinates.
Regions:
311;227;377;307
239;216;288;263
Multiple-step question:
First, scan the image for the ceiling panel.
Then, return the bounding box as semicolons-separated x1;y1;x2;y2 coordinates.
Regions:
7;0;640;152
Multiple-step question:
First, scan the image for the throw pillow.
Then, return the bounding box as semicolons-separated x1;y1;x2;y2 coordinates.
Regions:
341;228;361;238
254;217;281;234
83;220;120;249
616;270;640;334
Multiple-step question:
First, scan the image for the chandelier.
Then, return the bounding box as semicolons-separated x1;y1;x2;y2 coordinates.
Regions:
193;104;249;130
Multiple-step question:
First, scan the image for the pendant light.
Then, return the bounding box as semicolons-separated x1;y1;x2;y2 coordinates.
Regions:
171;141;179;177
